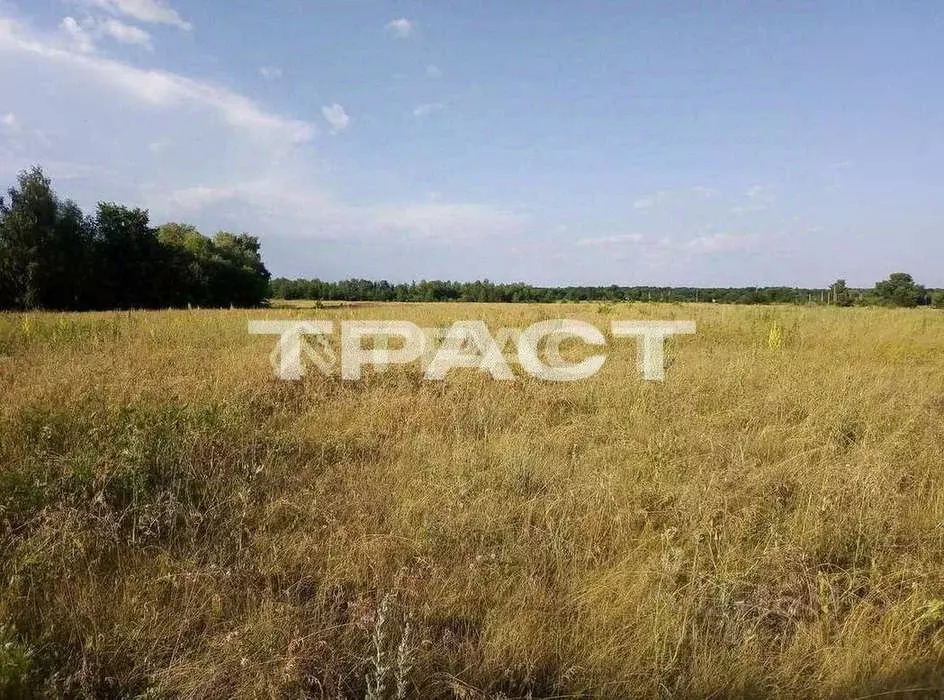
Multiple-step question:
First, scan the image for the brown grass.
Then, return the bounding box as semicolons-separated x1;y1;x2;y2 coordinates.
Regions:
1;302;944;698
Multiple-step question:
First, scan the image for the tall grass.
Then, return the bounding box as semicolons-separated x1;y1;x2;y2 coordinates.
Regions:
1;303;943;698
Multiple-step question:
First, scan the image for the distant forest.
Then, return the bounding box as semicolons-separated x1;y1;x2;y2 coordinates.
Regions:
1;168;941;311
270;275;944;308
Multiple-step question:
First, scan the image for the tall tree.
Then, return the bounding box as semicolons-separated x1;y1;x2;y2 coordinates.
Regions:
0;167;61;309
92;203;163;309
207;232;270;307
0;167;97;310
830;279;854;307
873;272;926;308
157;222;209;306
0;168;272;310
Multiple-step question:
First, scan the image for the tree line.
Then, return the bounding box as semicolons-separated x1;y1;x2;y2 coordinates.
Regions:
0;168;270;310
271;275;944;308
2;168;940;311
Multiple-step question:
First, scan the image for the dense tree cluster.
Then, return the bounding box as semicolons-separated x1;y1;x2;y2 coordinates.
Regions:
0;168;270;310
870;272;930;308
271;276;943;307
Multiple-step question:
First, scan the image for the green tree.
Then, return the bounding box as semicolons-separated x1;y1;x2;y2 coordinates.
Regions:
0;167;95;309
0;169;274;310
206;232;270;307
830;279;854;307
0;167;57;308
873;272;926;308
157;222;210;305
92;203;162;309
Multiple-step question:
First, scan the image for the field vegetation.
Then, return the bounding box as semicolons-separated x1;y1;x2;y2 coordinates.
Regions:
1;302;944;698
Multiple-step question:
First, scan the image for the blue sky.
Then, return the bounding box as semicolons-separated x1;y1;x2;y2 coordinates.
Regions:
1;0;942;286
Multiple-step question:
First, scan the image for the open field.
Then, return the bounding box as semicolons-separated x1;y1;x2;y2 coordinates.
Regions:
2;303;944;698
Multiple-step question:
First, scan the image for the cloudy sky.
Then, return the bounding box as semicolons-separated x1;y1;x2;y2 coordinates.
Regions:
1;1;942;286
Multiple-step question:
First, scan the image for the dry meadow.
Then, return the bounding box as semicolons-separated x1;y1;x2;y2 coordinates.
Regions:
1;302;944;698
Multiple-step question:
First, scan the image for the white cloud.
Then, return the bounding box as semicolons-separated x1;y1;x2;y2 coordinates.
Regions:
160;180;524;242
321;103;349;132
0;10;525;264
1;112;17;128
0;17;314;144
60;16;152;52
573;230;761;257
70;0;191;31
60;16;95;53
385;18;413;38
729;203;767;215
99;18;152;49
164;183;246;210
633;187;723;211
412;102;443;117
425;64;442;78
730;185;775;215
685;232;758;253
259;65;282;80
367;202;523;240
632;190;671;210
576;233;644;247
692;185;719;199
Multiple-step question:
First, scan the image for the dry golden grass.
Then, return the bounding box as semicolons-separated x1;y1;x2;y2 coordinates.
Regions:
1;302;944;698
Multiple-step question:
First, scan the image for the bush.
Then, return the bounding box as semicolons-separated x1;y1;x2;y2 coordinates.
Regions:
0;625;34;696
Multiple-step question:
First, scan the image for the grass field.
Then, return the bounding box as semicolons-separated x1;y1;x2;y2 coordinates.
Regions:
2;302;944;698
